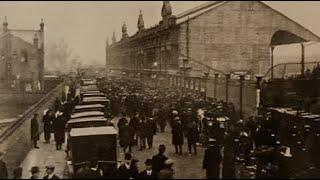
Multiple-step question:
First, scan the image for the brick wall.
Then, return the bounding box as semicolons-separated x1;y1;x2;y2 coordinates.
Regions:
0;83;64;178
178;1;319;77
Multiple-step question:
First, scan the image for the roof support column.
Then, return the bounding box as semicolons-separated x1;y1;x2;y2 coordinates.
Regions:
270;46;275;80
301;43;305;77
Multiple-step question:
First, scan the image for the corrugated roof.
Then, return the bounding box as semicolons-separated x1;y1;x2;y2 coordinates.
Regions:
176;1;226;25
176;1;222;19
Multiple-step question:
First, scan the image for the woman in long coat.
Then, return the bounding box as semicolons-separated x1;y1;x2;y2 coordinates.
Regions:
171;117;184;155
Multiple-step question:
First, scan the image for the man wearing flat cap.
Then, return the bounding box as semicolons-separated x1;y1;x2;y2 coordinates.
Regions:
43;165;60;179
138;159;156;179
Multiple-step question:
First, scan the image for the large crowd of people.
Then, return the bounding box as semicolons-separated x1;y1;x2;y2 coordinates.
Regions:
1;74;319;179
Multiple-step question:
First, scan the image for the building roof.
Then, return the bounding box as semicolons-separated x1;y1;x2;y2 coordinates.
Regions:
109;1;320;47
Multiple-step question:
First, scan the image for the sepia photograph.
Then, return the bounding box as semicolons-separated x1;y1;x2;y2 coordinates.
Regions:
0;1;320;179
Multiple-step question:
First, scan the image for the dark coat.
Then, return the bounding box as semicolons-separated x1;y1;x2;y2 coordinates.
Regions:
151;153;168;175
138;170;157;179
0;160;8;179
117;164;135;179
119;125;134;147
129;116;140;132
31;117;40;141
75;167;101;179
186;122;199;144
43;174;60;179
203;146;221;179
138;121;148;138
53;115;65;144
145;119;157;137
172;120;184;145
43;113;54;133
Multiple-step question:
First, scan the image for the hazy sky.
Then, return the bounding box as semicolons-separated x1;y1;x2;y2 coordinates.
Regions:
0;1;320;66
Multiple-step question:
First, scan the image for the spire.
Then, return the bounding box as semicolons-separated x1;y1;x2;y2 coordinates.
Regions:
122;22;128;39
40;18;44;32
161;1;172;19
33;33;39;49
112;31;116;43
3;16;8;32
137;10;145;31
106;38;109;47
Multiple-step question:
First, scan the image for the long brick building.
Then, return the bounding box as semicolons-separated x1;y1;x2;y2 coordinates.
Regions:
0;17;45;91
106;1;320;79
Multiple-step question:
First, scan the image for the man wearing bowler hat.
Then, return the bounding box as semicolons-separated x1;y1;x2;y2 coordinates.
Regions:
138;159;156;179
43;165;60;179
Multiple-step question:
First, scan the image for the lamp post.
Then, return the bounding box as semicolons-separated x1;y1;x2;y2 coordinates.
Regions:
255;74;263;115
203;72;209;100
239;74;245;120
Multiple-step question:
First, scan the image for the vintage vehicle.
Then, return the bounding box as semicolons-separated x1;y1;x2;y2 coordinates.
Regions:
67;117;113;130
80;90;101;94
82;97;110;105
71;111;105;119
73;104;105;114
68;126;118;177
82;92;105;97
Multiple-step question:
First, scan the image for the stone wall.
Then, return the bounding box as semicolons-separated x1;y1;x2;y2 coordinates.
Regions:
0;83;64;178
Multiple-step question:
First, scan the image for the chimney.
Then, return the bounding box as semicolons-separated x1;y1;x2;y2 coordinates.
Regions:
40;18;44;32
3;16;8;32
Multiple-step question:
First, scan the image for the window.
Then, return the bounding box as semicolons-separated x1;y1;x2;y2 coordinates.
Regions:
20;50;28;62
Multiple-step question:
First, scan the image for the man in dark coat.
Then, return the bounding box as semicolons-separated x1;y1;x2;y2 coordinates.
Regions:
145;117;157;149
119;121;134;153
117;153;134;179
31;113;40;149
171;117;184;155
138;117;147;151
203;139;222;179
129;113;140;146
152;144;168;177
53;112;65;150
186;120;199;155
0;151;8;179
43;109;54;143
138;159;157;179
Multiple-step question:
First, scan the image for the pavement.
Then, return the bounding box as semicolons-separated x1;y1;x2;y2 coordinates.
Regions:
20;134;68;179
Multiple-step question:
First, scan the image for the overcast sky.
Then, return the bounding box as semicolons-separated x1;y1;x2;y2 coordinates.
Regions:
0;1;320;66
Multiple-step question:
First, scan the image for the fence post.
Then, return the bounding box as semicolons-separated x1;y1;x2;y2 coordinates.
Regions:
214;73;219;99
239;74;245;120
225;74;230;103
